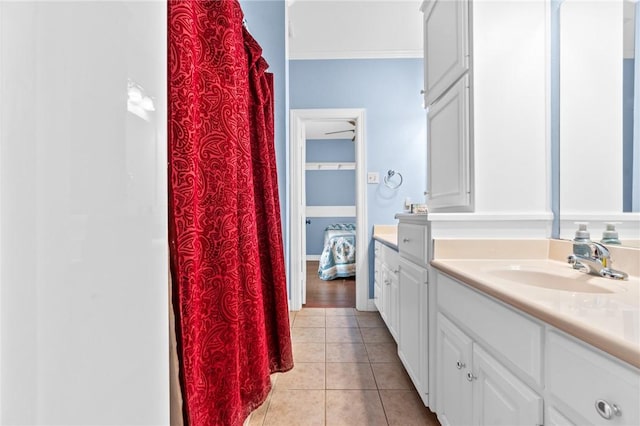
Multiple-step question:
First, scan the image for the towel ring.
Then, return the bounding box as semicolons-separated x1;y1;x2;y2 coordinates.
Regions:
383;169;403;189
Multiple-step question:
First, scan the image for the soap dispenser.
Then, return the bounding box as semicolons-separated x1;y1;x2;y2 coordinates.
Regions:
601;222;621;245
573;222;591;257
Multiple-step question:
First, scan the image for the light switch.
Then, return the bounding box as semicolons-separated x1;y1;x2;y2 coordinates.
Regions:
367;172;380;184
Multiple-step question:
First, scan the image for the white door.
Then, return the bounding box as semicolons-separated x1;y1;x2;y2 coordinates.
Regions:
300;215;307;305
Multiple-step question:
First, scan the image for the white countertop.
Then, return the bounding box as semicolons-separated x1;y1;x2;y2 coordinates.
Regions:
372;224;398;250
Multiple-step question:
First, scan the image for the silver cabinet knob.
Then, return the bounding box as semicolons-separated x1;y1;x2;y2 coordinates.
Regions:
466;372;476;381
393;269;399;274
595;399;621;420
456;361;465;370
402;238;410;243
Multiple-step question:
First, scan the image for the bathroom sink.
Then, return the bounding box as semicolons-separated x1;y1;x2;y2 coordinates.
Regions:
485;266;623;294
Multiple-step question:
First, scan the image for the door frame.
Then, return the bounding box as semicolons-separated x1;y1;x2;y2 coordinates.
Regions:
289;108;368;311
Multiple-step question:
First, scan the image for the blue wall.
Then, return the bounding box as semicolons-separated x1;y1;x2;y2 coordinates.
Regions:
290;58;427;298
239;0;290;285
240;2;286;198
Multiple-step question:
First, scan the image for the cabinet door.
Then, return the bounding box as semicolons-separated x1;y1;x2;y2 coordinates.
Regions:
427;75;472;211
472;345;542;426
398;258;427;394
384;248;400;341
380;264;392;329
374;243;383;311
422;0;469;105
381;263;399;342
436;313;473;426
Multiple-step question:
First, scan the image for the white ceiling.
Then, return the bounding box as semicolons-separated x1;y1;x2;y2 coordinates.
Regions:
288;0;423;60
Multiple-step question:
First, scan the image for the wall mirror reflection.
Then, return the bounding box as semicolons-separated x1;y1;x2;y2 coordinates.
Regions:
558;0;640;246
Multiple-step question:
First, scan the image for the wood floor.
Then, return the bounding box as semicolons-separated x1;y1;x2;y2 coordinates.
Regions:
305;261;356;308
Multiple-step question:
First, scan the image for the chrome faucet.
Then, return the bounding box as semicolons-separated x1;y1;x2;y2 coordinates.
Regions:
567;241;628;280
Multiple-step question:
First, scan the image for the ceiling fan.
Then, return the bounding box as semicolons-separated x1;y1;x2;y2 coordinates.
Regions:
324;120;356;141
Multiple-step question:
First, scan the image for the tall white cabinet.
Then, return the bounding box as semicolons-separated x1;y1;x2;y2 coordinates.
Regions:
421;0;549;219
422;0;473;212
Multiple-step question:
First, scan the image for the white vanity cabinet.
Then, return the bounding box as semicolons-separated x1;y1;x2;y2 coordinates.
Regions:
545;330;640;426
435;312;473;426
382;255;399;341
432;268;640;426
373;240;399;342
396;215;430;405
374;242;383;311
435;272;543;426
436;313;542;426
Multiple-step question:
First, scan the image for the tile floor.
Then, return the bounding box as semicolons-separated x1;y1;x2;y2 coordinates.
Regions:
247;308;441;426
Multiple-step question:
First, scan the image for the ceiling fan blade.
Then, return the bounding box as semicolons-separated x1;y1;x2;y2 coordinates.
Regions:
324;129;355;135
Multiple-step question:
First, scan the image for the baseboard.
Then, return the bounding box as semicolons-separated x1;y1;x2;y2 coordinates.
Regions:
306;255;321;261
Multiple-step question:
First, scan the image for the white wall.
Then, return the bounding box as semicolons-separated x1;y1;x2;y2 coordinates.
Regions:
0;1;168;424
560;0;623;215
472;0;549;215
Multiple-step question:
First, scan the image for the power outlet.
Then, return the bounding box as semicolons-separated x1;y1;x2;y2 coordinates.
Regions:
367;172;380;184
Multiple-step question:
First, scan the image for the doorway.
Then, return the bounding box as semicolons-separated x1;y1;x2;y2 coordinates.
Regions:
289;109;369;311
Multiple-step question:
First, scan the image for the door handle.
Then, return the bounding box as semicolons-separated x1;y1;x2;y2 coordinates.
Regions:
305;219;311;225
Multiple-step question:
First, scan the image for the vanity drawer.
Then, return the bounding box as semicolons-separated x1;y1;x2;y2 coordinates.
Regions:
437;272;543;385
398;223;427;266
546;330;640;426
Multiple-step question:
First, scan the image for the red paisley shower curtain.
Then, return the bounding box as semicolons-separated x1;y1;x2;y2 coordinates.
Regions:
168;1;293;425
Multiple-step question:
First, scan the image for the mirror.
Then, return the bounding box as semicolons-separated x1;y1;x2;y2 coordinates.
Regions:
558;0;640;247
